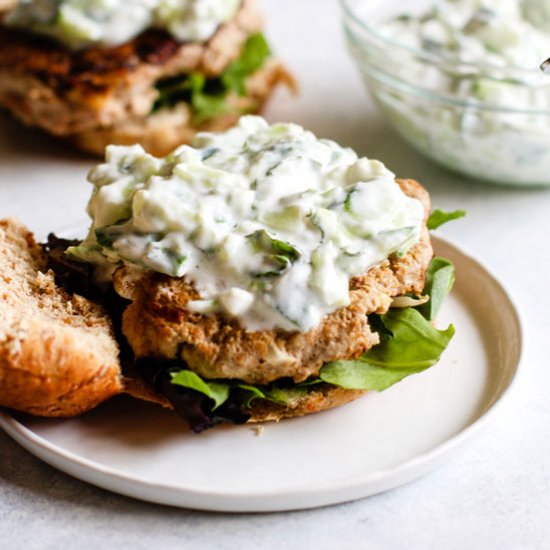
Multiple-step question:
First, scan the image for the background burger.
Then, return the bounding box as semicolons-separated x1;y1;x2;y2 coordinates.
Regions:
0;0;293;156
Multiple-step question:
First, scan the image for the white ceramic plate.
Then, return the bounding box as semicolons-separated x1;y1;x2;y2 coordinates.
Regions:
0;236;522;512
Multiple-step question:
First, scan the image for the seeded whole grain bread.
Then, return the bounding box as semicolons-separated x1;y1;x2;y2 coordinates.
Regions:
0;219;121;416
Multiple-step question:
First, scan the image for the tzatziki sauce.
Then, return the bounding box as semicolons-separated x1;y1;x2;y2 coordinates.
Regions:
68;116;424;332
365;0;550;185
6;0;240;49
382;0;550;69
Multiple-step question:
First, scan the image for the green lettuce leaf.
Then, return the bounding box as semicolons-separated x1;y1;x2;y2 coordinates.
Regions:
262;386;308;406
221;33;271;96
169;371;307;411
318;360;426;392
362;308;455;368
153;33;271;122
153;74;193;113
235;384;267;408
427;209;466;230
171;370;230;410
187;73;232;122
319;308;454;391
417;257;455;321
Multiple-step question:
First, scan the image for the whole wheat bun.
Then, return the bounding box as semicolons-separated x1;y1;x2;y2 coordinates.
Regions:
0;219;122;416
124;376;365;423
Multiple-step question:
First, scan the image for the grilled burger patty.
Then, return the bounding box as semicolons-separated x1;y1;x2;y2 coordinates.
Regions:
113;179;432;385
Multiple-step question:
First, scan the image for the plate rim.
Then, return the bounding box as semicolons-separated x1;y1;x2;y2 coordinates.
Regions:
0;234;525;512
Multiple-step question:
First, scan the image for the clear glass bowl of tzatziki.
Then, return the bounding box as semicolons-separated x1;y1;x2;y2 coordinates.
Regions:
341;0;550;186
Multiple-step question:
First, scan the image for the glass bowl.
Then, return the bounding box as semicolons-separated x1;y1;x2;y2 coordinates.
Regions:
340;0;550;186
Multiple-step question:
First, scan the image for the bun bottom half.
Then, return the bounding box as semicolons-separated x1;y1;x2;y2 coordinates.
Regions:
124;376;365;423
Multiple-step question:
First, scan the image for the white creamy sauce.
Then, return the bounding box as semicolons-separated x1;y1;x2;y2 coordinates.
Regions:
6;0;240;49
382;0;550;69
374;0;550;185
68;116;424;332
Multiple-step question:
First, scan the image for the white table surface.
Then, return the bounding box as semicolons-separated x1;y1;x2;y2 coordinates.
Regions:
1;1;549;548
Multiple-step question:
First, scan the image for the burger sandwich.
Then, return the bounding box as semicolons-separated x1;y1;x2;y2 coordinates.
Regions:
0;0;293;156
0;116;462;432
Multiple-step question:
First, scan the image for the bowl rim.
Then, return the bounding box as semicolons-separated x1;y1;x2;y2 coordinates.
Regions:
339;0;547;78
